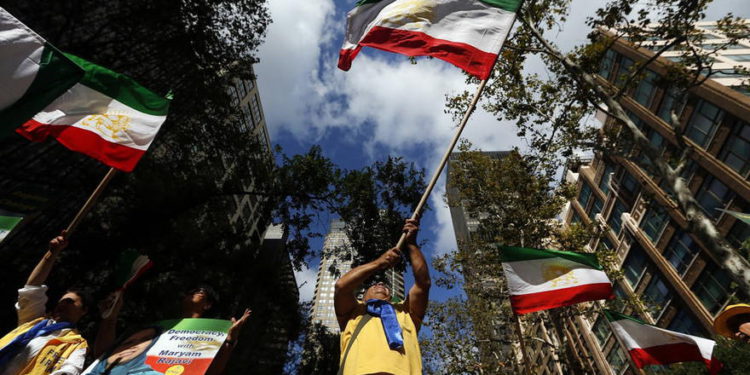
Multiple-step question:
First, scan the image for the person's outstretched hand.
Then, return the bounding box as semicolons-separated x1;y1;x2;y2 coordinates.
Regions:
227;308;252;343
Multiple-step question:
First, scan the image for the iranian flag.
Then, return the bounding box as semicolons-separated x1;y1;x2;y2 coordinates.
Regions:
0;7;83;136
1;8;170;172
605;310;723;374
499;245;614;314
338;0;521;79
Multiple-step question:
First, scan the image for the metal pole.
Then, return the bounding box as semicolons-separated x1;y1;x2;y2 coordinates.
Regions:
395;78;490;249
65;167;118;237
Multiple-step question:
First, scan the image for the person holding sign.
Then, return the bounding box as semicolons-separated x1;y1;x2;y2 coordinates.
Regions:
91;285;250;375
334;219;430;375
0;231;91;375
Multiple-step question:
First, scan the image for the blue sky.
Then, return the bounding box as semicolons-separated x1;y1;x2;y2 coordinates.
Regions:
254;0;750;303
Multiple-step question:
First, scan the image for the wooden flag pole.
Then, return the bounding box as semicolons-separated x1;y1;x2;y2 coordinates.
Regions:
513;312;534;375
394;77;490;249
65;167;118;237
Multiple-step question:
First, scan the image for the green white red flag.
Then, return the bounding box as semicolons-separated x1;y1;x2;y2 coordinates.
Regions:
0;7;83;136
1;7;170;172
338;0;521;79
605;310;722;374
100;250;153;319
499;245;614;314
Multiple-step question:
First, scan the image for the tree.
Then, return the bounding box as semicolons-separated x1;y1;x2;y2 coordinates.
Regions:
425;142;578;374
421;296;489;375
451;0;750;292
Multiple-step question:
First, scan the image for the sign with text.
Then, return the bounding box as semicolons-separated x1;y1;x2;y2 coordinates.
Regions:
82;318;231;375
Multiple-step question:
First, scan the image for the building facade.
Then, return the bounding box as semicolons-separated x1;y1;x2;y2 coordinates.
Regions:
560;20;750;374
311;218;405;333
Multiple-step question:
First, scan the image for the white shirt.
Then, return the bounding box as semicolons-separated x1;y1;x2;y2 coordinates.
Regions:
1;285;86;375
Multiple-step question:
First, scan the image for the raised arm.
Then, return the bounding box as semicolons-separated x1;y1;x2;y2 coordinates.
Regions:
93;292;124;357
27;231;68;286
334;248;401;330
404;219;430;331
205;308;251;375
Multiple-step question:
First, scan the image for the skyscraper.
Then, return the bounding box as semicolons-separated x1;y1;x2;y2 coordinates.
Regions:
560;19;750;374
311;218;405;333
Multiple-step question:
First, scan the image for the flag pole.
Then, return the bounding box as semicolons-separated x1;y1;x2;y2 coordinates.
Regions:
395;77;490;249
513;312;534;375
65;167;118;237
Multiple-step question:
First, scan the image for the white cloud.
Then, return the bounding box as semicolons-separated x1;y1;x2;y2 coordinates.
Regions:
294;264;317;302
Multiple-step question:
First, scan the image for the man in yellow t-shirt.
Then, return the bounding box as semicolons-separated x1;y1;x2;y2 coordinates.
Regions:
334;219;430;375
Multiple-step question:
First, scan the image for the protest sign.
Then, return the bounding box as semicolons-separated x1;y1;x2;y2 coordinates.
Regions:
83;318;231;375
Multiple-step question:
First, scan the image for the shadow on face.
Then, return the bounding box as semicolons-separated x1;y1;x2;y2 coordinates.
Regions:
181;288;213;317
51;292;87;324
108;328;159;365
363;282;391;302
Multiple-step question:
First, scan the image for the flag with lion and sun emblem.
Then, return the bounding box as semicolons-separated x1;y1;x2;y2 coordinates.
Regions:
15;53;170;172
498;245;614;314
338;0;521;79
1;7;169;172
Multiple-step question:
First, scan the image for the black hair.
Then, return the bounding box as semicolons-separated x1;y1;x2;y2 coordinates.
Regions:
186;284;219;307
728;313;750;333
65;286;94;312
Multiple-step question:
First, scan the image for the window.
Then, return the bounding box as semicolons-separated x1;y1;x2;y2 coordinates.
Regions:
641;206;669;243
700;43;748;50
667;308;705;337
623;245;649;287
608;200;628;234
727;220;750;250
657;87;683;125
237;81;248;98
244;79;255;93
579;182;593;209
639;129;665;168
633;70;658;108
695;176;733;219
704;69;750;79
599;236;614;251
727;54;750;62
600;164;615;195
229;86;240;106
619;172;640;198
721;120;750;177
702;32;724;39
607;347;628;375
592;316;611;345
250;93;263;125
693;262;733;315
599;49;617;80
589;197;604;220
664;231;700;275
685;99;723;147
732;86;750;97
643;274;672;317
615;57;634;87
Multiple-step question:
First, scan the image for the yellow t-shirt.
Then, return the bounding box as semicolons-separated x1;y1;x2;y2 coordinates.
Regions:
339;302;421;375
